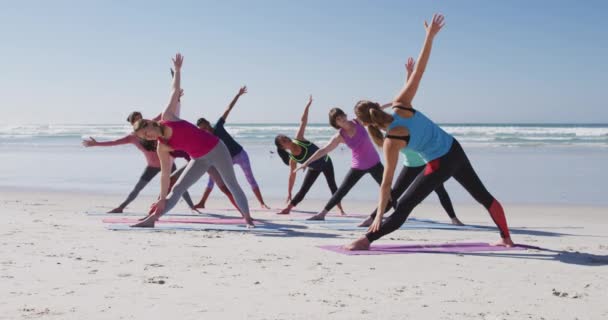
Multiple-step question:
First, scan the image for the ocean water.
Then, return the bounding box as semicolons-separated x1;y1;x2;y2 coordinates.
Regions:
0;123;606;206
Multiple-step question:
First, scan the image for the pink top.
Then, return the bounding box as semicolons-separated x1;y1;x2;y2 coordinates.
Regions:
160;120;219;159
97;134;161;168
339;120;380;170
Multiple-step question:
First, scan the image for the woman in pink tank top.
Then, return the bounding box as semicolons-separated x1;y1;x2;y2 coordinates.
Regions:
130;53;254;228
294;107;391;221
82;111;195;213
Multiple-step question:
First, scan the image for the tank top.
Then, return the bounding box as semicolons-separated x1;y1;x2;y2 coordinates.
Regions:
339;120;380;170
387;107;453;162
159;120;219;159
289;139;329;170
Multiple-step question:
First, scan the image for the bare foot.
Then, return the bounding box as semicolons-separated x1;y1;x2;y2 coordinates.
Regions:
261;204;271;210
451;217;465;226
493;237;515;247
358;216;374;227
339;210;347;216
193;203;205;209
307;213;326;221
131;215;158;228
107;207;123;214
344;237;370;251
190;207;203;214
277;207;291;215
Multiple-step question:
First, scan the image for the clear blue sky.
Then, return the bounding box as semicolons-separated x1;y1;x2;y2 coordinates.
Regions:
1;0;606;124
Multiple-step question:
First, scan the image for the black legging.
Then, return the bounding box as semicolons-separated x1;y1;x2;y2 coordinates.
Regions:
366;139;511;242
118;163;194;209
324;162;385;211
291;158;339;206
369;164;457;219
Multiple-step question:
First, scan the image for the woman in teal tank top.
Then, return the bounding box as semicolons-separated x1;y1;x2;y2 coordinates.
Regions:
274;96;345;215
359;59;462;227
344;14;513;250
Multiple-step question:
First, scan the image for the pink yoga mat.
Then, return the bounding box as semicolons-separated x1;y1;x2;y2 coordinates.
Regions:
318;242;531;255
102;217;249;225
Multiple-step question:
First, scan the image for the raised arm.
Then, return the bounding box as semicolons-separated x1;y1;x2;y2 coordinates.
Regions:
295;95;313;140
393;14;445;106
161;53;184;121
294;133;343;172
221;86;247;122
82;134;133;147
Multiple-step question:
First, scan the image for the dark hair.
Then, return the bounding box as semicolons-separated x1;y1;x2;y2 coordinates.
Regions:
274;135;291;165
354;100;392;147
127;111;142;124
328;108;346;129
196;117;210;127
139;139;157;151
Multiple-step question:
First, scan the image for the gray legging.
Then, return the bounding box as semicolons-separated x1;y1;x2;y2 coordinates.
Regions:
119;163;194;209
159;141;250;217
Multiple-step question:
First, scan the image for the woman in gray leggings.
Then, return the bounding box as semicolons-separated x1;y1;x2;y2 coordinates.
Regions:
131;53;254;228
82;116;196;213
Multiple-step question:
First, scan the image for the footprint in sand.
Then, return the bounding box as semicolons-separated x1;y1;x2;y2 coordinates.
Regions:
146;276;168;285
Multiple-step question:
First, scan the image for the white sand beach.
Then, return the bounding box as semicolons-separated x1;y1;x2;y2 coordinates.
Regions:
1;189;606;320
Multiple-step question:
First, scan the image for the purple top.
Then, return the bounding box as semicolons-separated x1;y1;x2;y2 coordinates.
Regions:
339;120;380;170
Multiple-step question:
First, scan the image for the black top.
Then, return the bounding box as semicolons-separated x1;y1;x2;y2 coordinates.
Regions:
213;117;243;157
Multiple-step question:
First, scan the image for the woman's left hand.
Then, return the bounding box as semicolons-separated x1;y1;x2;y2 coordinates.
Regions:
368;216;383;233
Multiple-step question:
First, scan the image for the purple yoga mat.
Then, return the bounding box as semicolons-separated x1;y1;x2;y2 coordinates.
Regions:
102;217;249;225
319;242;530;255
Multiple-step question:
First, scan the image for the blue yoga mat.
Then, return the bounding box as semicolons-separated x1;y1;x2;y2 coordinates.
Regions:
106;223;283;233
295;217;363;224
86;211;202;217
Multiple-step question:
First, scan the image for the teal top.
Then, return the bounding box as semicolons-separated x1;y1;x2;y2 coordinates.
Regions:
387;108;453;162
402;149;426;167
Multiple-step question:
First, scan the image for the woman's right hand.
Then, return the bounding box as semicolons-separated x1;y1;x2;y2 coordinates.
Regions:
172;53;184;71
82;137;97;147
238;86;247;96
405;57;415;74
424;13;445;39
293;164;308;174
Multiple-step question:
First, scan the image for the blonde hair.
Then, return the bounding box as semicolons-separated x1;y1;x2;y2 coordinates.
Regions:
354;100;393;147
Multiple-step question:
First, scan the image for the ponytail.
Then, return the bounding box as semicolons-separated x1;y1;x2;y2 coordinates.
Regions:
367;125;385;147
354;100;393;147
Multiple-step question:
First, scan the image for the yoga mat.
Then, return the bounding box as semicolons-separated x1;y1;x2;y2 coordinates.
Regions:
86;211;201;217
106;223;281;233
296;217;363;224
102;217;251;225
319;242;529;255
320;222;484;231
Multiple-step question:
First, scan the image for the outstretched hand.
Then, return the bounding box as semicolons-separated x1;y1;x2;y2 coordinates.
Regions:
424;13;445;38
238;86;247;96
405;57;415;74
172;53;184;71
82;137;97;147
306;95;313;106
